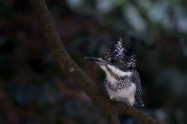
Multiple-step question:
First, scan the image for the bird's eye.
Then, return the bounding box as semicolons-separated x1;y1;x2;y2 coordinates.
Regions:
103;56;108;60
110;59;116;63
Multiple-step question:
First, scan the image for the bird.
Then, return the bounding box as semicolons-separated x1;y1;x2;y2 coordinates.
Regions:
85;38;144;107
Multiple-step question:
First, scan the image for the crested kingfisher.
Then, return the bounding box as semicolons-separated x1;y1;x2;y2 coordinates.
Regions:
85;38;144;107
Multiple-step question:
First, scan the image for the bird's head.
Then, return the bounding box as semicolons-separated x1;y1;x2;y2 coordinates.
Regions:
85;38;136;77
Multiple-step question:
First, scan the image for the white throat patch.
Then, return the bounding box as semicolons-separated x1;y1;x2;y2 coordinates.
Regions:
99;64;132;84
100;65;117;84
107;64;132;77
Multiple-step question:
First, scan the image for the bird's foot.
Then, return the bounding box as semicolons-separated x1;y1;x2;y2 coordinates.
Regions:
111;98;117;103
111;98;131;107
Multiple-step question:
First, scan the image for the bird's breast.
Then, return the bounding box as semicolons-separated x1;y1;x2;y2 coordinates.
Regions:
105;82;136;105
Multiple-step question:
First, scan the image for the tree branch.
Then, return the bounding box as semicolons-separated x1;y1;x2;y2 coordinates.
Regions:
107;112;121;124
29;0;166;124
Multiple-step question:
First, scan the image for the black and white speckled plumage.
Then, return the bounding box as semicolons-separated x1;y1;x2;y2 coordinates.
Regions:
103;38;144;106
132;70;144;106
104;75;131;92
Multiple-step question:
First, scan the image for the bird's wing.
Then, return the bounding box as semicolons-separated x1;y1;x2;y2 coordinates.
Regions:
132;70;144;106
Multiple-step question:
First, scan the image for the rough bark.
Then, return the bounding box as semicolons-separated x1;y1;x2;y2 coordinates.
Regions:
29;0;166;124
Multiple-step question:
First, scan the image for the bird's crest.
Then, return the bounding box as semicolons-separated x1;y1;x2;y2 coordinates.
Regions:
107;38;137;68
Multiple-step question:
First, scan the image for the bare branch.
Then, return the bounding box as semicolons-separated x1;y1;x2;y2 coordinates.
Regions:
29;0;166;124
107;112;121;124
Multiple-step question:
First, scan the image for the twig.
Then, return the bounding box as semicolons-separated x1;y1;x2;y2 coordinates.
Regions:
29;0;166;124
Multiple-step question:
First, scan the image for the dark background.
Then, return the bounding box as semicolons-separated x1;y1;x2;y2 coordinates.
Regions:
0;0;187;123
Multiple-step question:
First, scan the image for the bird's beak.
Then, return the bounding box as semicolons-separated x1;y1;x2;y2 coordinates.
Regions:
85;57;107;65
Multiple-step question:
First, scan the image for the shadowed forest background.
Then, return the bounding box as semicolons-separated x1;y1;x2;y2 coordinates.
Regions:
0;0;187;123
